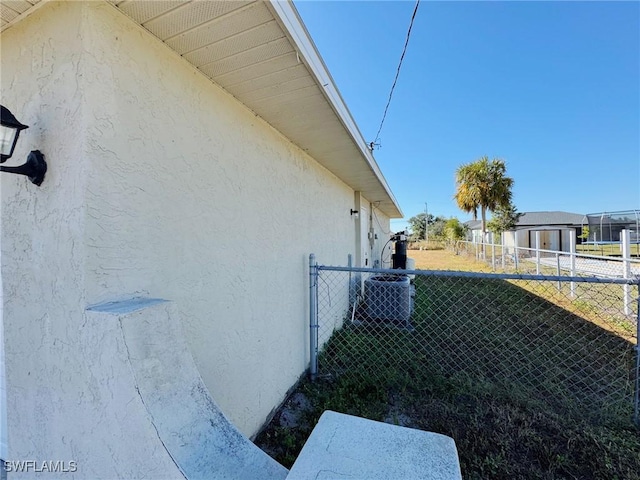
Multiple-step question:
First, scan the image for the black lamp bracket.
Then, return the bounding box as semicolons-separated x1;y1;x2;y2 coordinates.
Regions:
0;150;47;186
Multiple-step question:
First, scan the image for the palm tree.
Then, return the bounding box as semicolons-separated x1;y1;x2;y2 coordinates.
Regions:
454;156;514;248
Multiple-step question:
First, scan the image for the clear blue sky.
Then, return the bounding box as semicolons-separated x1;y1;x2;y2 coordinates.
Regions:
293;0;640;232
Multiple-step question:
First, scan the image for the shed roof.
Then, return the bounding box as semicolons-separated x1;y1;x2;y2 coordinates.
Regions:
464;219;482;230
1;0;403;217
464;211;584;231
516;211;584;227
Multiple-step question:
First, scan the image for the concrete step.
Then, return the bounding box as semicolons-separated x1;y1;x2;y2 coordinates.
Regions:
287;410;462;480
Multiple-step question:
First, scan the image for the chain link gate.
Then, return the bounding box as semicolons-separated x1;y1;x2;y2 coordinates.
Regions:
308;255;640;426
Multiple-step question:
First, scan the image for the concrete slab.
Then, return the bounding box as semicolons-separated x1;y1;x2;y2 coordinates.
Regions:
286;410;462;480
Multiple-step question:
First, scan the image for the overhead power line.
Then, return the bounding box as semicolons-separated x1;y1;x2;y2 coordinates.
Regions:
371;0;421;150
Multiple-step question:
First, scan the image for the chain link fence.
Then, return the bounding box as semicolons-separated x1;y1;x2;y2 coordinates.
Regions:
309;255;640;426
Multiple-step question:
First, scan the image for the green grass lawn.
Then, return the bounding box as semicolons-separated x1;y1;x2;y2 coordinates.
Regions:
256;274;640;479
577;243;640;257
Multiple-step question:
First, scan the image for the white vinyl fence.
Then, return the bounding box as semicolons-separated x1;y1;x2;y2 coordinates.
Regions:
460;229;640;316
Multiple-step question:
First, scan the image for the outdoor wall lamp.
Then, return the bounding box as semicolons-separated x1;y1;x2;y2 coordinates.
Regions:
350;209;359;218
0;105;46;186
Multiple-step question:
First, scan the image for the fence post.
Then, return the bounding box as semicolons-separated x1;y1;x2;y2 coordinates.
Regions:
569;230;576;298
635;287;640;426
622;229;632;316
514;230;519;271
348;253;355;309
491;237;496;271
309;254;319;381
535;231;541;275
556;253;561;291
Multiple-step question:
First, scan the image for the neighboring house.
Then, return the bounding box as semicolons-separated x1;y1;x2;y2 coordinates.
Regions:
0;1;402;476
464;219;483;242
466;211;584;252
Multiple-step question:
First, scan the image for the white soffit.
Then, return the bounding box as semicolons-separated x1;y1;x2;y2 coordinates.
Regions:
0;0;41;28
1;0;402;218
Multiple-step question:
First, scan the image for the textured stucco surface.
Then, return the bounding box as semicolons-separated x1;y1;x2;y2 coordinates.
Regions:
0;1;393;474
86;299;287;480
79;1;361;437
1;2;92;475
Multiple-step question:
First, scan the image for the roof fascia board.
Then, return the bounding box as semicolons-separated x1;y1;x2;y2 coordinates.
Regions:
515;226;578;231
2;0;403;218
267;0;402;217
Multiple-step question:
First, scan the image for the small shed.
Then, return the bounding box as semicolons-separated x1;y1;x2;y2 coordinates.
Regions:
467;211;585;252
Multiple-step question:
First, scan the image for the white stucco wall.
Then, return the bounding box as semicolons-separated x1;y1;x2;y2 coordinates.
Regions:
503;231;518;249
368;202;393;268
1;1;370;474
1;2;93;474
0;245;5;461
80;1;358;436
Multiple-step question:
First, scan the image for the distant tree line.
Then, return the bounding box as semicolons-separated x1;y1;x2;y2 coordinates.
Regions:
407;213;468;246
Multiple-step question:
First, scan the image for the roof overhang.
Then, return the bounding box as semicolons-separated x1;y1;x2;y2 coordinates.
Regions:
1;0;403;218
